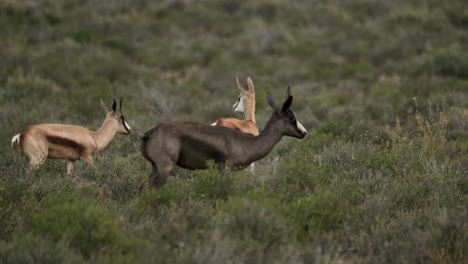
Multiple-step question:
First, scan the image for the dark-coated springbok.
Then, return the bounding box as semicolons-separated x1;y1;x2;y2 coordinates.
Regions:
11;98;131;174
211;77;259;136
140;86;307;189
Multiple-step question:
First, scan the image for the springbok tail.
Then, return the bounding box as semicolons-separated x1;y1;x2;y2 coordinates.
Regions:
11;133;21;149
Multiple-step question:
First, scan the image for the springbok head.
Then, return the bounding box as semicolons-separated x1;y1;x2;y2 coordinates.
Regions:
100;98;131;135
233;76;255;112
268;86;307;139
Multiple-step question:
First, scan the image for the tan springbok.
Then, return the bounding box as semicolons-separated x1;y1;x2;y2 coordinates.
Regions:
11;98;131;174
212;77;259;170
211;77;259;136
141;86;307;189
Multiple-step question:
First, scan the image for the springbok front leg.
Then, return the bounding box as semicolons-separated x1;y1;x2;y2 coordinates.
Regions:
67;160;75;175
81;154;95;167
80;154;97;174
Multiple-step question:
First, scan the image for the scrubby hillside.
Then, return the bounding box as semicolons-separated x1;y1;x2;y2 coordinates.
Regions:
0;0;466;263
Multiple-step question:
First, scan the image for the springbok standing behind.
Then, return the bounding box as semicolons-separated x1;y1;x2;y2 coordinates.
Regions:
141;86;307;189
212;77;259;170
211;77;259;136
11;98;131;174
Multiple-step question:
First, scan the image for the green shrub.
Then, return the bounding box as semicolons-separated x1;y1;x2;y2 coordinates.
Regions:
91;151;146;203
272;142;329;199
0;178;37;239
192;164;234;202
216;197;289;244
135;186;178;213
353;208;466;263
0;233;83;264
417;45;468;78
214;196;295;262
29;192;123;258
286;186;360;240
317;119;352;138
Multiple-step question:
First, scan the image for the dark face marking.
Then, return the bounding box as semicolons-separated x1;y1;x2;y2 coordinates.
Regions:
282;109;296;123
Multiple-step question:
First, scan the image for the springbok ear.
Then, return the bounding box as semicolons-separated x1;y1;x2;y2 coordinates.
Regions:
119;97;123;113
236;77;246;92
100;99;110;113
281;95;293;113
247;77;255;93
267;92;278;110
111;98;117;112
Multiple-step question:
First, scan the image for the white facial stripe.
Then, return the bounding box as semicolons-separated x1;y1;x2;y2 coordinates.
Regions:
233;94;244;112
296;121;307;134
124;121;131;130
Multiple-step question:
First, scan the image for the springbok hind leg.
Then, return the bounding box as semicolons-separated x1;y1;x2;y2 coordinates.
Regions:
148;159;174;189
140;163;160;192
26;156;45;175
139;164;156;192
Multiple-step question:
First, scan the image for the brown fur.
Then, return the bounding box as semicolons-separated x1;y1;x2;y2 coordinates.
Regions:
213;118;257;136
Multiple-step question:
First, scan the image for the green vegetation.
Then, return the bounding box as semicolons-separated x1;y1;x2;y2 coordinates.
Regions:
0;0;467;263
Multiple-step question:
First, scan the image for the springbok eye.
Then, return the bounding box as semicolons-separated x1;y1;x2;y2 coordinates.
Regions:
285;113;295;122
288;116;297;124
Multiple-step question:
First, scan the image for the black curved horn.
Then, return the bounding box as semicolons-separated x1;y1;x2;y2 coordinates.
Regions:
119;97;123;113
285;85;291;99
112;98;117;112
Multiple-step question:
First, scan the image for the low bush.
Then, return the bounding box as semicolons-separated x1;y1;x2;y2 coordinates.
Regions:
0;233;83;264
214;196;296;263
29;192;124;258
192;164;235;202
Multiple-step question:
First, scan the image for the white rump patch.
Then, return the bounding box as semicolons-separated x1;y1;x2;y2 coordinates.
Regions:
211;121;218;126
11;134;20;146
233;94;244;113
296;121;307;134
124;121;131;130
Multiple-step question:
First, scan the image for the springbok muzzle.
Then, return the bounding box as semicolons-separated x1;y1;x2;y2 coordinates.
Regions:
124;121;131;131
121;116;131;135
297;121;307;136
